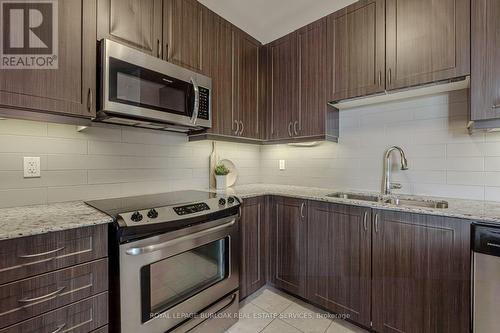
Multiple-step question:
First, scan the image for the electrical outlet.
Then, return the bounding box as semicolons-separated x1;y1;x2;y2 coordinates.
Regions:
24;157;41;178
279;160;286;171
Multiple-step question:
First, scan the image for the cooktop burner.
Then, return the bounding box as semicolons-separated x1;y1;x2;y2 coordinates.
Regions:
85;190;240;238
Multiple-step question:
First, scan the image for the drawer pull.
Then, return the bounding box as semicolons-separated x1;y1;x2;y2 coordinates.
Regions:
18;246;65;259
487;242;500;248
18;286;65;303
51;323;66;333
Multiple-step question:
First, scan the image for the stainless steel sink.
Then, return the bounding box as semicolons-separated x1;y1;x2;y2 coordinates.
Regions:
326;192;381;202
383;197;449;209
326;192;449;209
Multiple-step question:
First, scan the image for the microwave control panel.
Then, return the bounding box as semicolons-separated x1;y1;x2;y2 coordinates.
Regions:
198;87;210;120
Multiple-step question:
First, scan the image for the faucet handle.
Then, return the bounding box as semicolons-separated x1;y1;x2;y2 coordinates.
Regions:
390;183;402;190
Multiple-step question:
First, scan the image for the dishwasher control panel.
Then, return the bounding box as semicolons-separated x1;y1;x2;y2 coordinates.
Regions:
473;225;500;257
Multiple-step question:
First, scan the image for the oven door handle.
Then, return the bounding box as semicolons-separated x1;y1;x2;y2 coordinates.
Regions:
125;219;236;256
190;77;200;125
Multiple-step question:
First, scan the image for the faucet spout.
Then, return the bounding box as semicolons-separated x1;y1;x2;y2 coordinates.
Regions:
382;146;409;195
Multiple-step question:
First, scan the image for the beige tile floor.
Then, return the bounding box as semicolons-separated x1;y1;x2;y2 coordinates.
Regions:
226;288;369;333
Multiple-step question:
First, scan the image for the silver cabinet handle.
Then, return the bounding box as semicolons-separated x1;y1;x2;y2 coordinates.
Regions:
190;77;200;125
293;121;299;136
234;120;239;135
157;39;161;58
493;104;500;109
487;242;500;248
363;211;368;231
18;286;65;303
126;219;236;256
51;324;66;333
18;246;65;259
378;71;382;87
165;43;169;61
388;68;392;86
288;122;293;137
300;202;306;219
374;214;380;233
239;121;244;136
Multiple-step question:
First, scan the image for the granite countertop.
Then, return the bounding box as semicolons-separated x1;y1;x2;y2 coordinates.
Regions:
219;184;500;225
2;183;500;241
0;201;113;240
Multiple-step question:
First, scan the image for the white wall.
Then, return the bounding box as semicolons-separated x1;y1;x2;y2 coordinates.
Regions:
3;89;500;208
0;120;260;208
261;89;500;202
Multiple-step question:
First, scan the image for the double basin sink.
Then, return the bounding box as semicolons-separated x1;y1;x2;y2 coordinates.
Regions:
327;192;449;209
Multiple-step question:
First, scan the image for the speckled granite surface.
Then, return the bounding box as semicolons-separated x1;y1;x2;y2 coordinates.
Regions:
0;201;113;240
3;183;500;241
218;184;500;225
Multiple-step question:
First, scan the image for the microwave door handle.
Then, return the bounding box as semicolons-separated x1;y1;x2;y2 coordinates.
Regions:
190;77;200;125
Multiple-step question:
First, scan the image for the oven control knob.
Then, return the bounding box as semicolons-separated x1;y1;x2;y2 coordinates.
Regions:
228;197;235;204
218;198;226;206
147;209;158;219
131;211;143;222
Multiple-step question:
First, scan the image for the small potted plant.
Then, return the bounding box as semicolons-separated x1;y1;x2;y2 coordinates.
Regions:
214;163;230;190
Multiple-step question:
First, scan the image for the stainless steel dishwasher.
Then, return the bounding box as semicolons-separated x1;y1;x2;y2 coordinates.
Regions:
473;224;500;333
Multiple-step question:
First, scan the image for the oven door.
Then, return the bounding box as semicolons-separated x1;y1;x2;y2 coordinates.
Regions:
100;39;211;129
119;215;239;333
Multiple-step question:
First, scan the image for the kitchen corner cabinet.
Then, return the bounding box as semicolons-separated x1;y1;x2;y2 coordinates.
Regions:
471;0;500;122
163;0;203;72
371;210;470;333
385;0;470;90
0;0;97;119
269;33;299;140
327;0;385;102
97;0;163;57
269;197;307;298
239;197;267;300
307;201;372;328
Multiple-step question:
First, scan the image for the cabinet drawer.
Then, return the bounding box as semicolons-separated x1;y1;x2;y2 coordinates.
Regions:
0;292;108;333
0;259;107;329
0;224;107;284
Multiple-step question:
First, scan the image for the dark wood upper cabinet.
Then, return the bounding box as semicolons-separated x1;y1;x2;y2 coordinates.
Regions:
269;33;299;140
269;197;307;298
385;0;470;90
239;197;267;300
164;0;203;72
97;0;163;56
234;31;261;139
327;0;386;102
372;210;470;333
0;0;97;119
471;0;500;121
307;202;372;328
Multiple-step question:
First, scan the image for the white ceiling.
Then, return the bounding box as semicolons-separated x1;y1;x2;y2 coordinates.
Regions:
198;0;357;44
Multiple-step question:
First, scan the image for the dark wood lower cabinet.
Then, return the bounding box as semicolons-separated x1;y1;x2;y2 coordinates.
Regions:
239;196;267;299
371;210;471;333
307;201;372;328
269;197;307;298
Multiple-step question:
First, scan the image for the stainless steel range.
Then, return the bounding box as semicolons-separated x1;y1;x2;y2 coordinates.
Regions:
86;191;240;333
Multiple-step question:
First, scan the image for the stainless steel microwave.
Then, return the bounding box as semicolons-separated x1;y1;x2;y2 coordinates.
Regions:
97;39;212;132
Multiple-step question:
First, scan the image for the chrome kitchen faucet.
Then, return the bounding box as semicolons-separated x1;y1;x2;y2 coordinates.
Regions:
382;146;409;195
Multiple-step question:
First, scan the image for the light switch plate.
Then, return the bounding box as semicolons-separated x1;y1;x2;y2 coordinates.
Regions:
24;157;41;178
279;160;286;171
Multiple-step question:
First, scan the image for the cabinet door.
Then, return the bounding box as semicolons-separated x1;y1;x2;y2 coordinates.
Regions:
97;0;162;56
269;197;307;297
386;0;470;90
234;31;261;139
239;197;267;300
307;202;372;327
0;0;97;118
298;19;327;137
269;33;299;140
327;0;385;102
164;0;203;71
471;0;500;121
372;210;470;333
